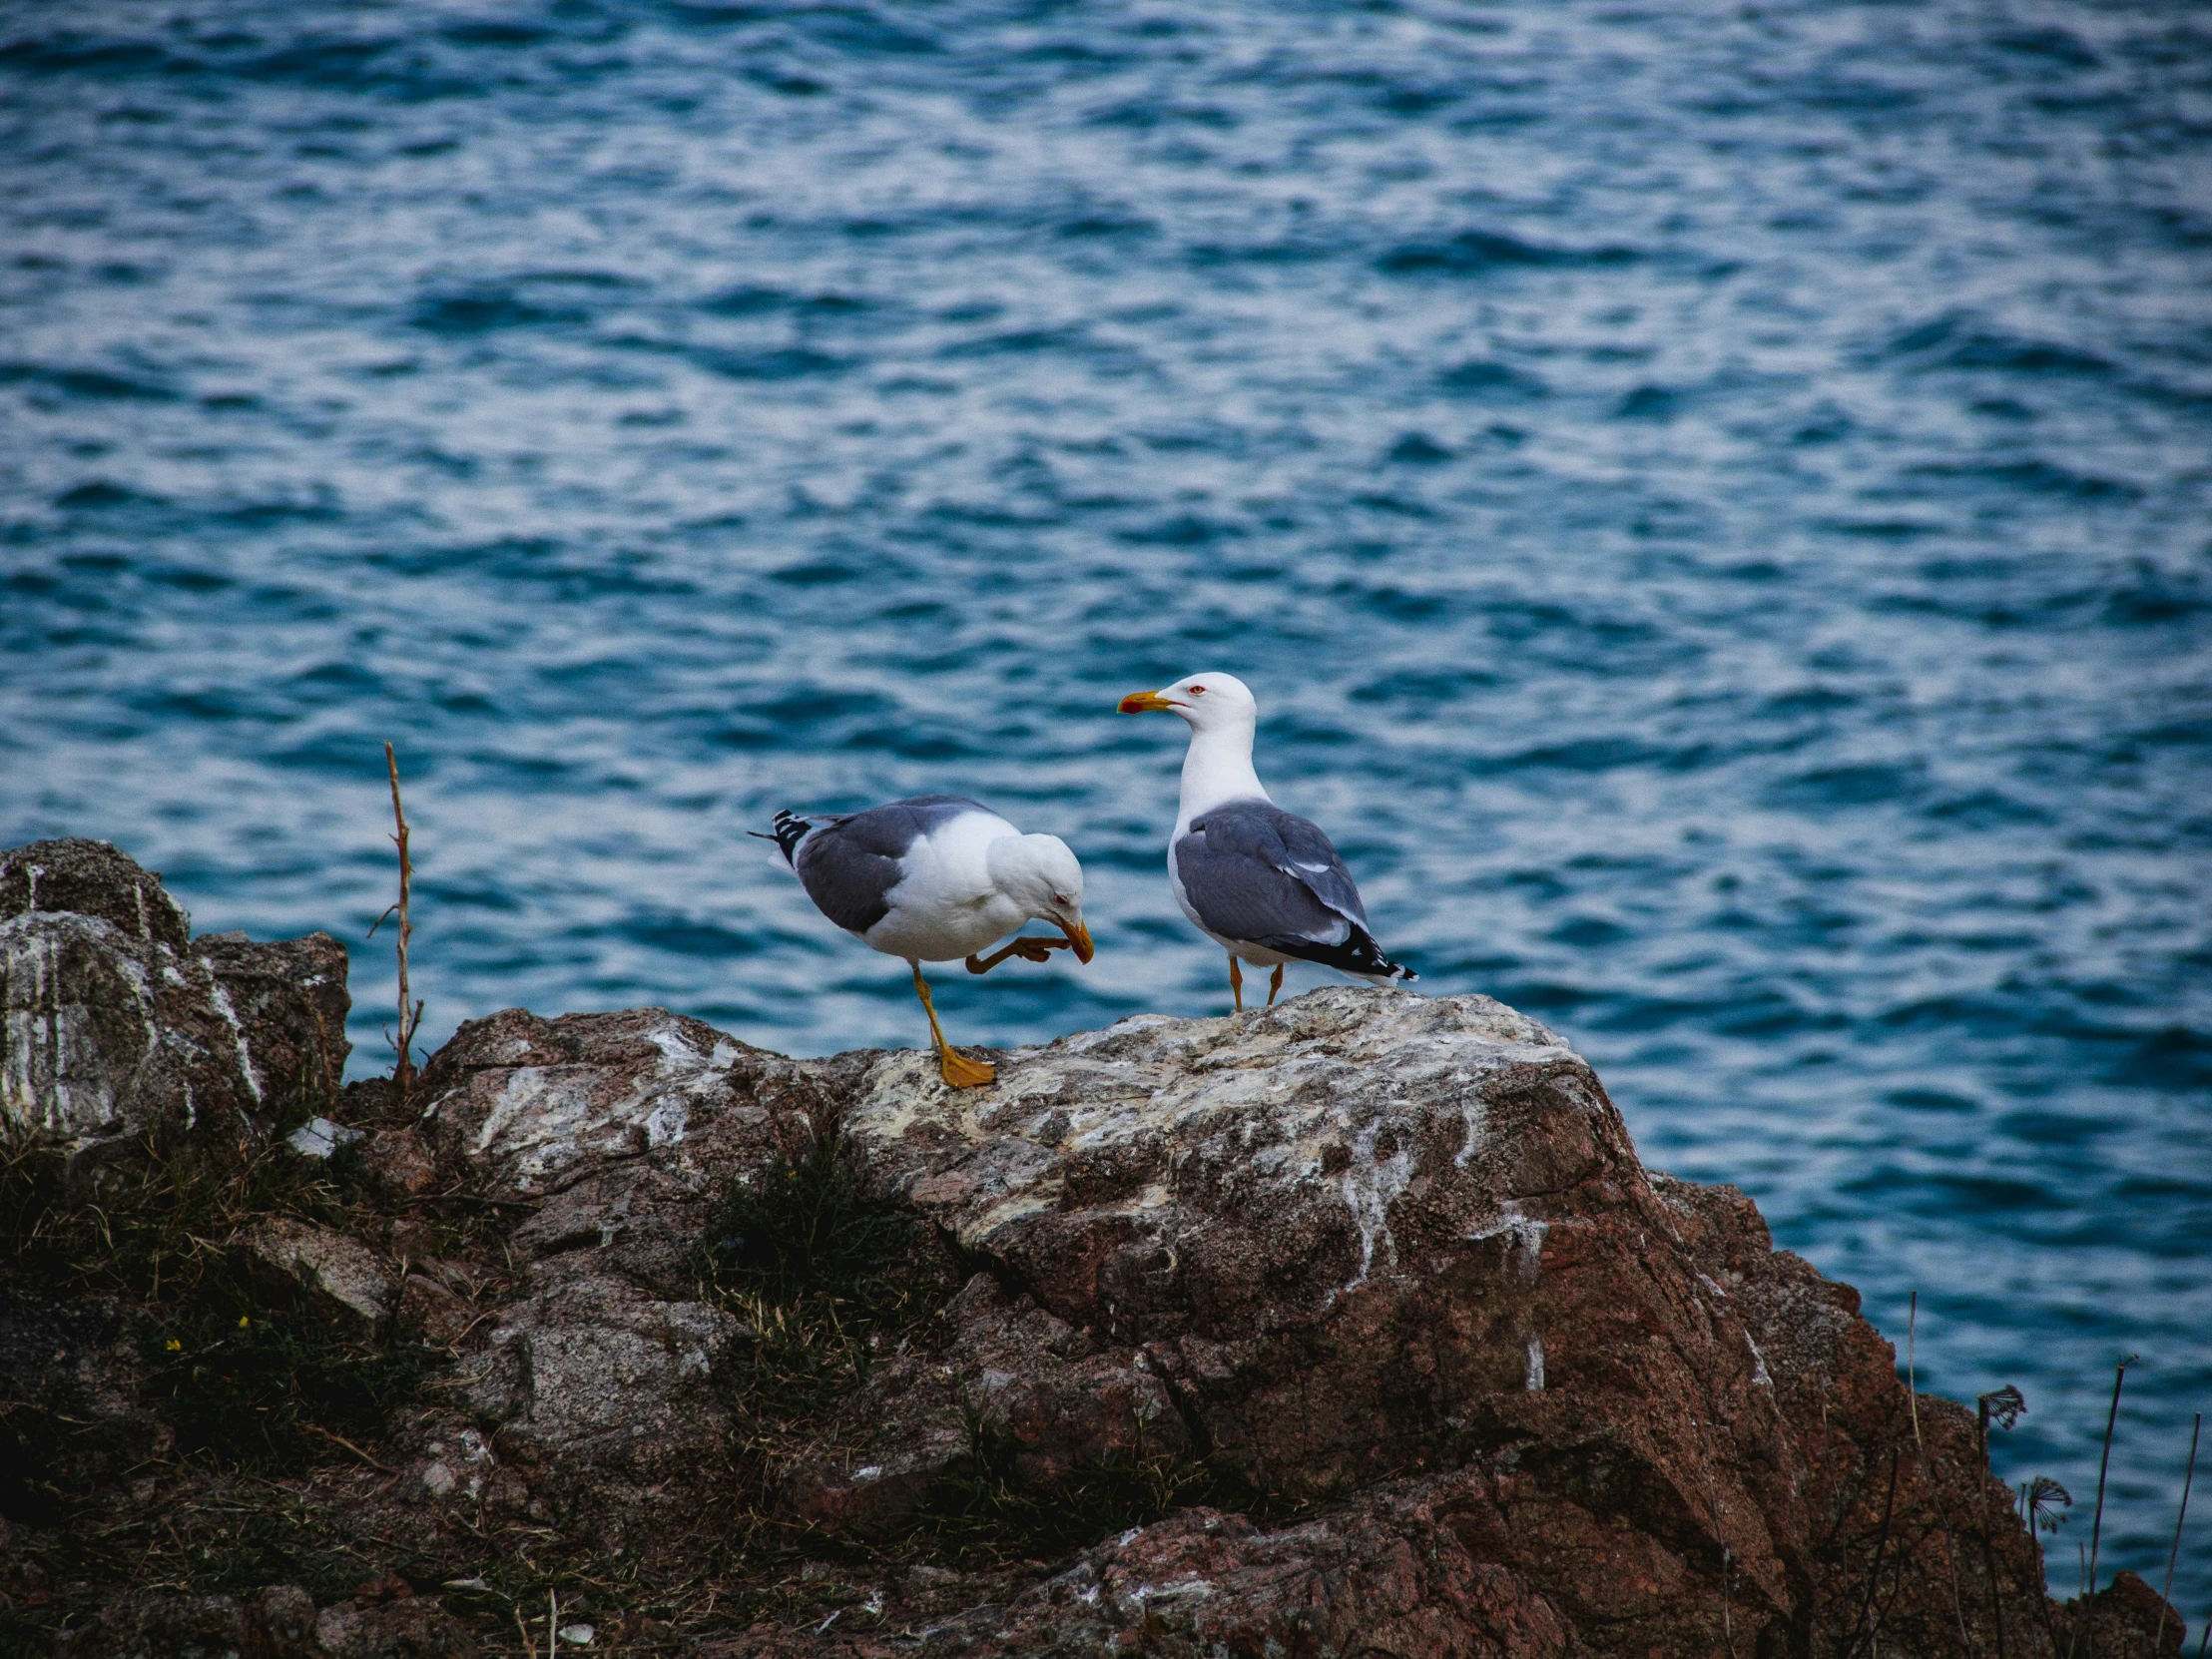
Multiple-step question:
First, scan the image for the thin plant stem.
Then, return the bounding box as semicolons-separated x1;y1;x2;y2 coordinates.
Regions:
2088;1354;2138;1599
1977;1386;2025;1659
2154;1412;2199;1653
373;741;424;1098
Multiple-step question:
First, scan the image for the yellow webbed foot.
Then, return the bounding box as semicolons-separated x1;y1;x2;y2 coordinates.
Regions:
966;936;1066;973
938;1045;997;1089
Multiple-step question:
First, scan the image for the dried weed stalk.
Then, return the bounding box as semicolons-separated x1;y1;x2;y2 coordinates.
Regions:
2154;1412;2198;1654
369;741;425;1098
2086;1353;2137;1600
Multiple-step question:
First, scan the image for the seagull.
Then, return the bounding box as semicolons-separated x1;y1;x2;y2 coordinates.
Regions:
762;796;1094;1088
1118;672;1414;1011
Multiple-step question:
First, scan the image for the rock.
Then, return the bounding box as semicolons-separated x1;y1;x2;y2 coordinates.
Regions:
2065;1570;2188;1658
0;1292;171;1518
415;987;2182;1655
928;1501;1572;1657
287;1117;365;1160
415;1005;831;1215
467;1273;742;1496
261;1584;318;1652
311;1597;479;1657
9;872;2187;1656
0;839;350;1164
0;839;190;950
356;1125;440;1201
52;1584;321;1657
242;1217;396;1336
786;1269;1192;1536
393;1007;836;1527
836;993;1608;1500
197;929;351;1125
414;1006;838;1301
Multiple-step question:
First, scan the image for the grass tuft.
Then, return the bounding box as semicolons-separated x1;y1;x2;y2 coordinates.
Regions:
141;1308;427;1471
694;1132;921;1309
690;1132;950;1424
1;1125;432;1473
910;1406;1276;1566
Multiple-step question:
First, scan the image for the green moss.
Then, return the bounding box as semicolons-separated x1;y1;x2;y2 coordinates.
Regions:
693;1131;923;1308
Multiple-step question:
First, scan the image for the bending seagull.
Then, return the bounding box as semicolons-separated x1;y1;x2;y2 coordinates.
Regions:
763;797;1093;1088
1118;672;1414;1011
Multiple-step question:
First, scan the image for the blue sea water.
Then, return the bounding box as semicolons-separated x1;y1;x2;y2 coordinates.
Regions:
2;0;2208;1614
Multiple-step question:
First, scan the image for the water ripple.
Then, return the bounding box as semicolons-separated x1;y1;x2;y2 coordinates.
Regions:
3;0;2208;1608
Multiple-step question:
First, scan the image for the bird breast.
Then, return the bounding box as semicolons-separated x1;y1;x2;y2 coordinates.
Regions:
863;814;1029;961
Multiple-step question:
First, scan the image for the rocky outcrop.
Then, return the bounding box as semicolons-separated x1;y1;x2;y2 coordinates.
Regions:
0;838;2186;1658
413;996;2116;1657
0;839;348;1167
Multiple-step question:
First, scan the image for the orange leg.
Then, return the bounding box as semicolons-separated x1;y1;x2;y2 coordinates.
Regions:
1228;952;1243;1012
912;961;994;1088
1268;963;1284;1007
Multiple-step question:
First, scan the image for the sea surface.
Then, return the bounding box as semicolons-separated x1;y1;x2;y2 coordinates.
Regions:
3;0;2208;1613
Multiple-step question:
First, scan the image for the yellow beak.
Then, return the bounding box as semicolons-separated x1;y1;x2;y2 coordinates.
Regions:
1118;690;1175;714
1061;919;1095;963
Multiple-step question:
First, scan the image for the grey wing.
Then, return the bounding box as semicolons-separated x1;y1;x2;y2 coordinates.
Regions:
791;796;993;935
1174;800;1366;947
1260;806;1373;930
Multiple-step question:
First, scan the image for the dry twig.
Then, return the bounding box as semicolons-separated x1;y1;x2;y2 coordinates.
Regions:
369;741;424;1099
2087;1354;2137;1600
305;1423;399;1476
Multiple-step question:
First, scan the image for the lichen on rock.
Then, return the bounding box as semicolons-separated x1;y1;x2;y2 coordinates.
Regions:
0;839;348;1169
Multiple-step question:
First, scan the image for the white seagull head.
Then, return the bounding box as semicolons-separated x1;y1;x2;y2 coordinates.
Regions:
1116;670;1258;735
985;832;1094;961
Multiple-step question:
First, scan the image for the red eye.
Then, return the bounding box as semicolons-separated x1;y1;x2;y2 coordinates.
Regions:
1187;685;1206;695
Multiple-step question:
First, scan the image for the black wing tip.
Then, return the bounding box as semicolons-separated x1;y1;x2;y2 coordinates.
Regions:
1256;926;1416;985
767;810;811;866
1363;950;1417;984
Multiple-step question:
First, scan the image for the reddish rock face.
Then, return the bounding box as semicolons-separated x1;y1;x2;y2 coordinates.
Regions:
0;840;2182;1655
400;991;2167;1657
837;995;1681;1507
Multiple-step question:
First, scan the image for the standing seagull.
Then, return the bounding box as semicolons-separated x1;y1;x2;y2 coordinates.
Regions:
1118;672;1414;1010
764;796;1093;1088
